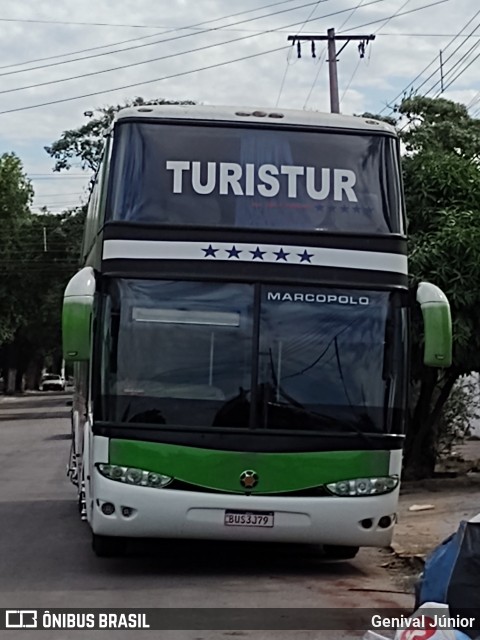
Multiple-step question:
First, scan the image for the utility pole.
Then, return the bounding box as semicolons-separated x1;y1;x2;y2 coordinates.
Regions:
439;49;444;93
287;28;375;114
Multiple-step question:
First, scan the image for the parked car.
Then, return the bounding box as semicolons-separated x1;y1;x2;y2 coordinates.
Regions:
41;374;66;392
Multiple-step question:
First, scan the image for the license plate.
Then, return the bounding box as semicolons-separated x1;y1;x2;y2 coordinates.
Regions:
224;510;274;528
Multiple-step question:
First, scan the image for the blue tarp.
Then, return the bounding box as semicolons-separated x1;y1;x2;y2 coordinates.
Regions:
416;521;480;637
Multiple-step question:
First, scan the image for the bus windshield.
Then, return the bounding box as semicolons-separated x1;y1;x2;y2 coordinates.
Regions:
97;279;408;434
106;121;403;235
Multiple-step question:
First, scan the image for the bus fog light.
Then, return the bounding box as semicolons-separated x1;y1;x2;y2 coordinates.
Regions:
326;475;399;496
361;518;373;529
121;506;134;518
379;515;394;528
101;502;115;515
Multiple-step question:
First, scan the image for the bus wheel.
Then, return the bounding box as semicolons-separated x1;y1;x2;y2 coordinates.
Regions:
92;533;126;558
323;545;359;560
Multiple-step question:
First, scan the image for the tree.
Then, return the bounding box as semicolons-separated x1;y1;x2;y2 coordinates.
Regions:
397;96;480;478
45;97;195;172
0;153;33;344
11;208;86;390
0;205;85;392
399;96;480;157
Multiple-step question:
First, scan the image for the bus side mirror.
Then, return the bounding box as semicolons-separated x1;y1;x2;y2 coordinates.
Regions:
416;282;452;368
63;267;96;362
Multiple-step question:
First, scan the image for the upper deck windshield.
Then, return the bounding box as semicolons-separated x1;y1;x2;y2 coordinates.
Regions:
97;279;408;435
106;121;404;235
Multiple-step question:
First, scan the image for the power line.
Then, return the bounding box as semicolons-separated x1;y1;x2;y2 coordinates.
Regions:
416;22;480;96
290;30;376;113
275;0;327;106
372;0;411;34
378;5;480;114
0;0;326;79
0;0;394;114
339;0;451;33
340;58;363;104
0;17;167;28
338;0;367;31
303;0;368;109
32;203;85;207
338;0;388;106
0;0;456;116
0;0;309;72
302;49;327;108
2;15;321;96
378;32;480;37
0;3;303;30
0;46;286;114
467;93;480;110
28;174;89;178
437;45;480;94
33;193;84;197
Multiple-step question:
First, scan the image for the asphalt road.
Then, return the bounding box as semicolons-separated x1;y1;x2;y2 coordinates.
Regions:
0;393;413;640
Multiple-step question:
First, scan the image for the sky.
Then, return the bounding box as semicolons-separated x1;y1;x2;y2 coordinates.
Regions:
0;0;479;214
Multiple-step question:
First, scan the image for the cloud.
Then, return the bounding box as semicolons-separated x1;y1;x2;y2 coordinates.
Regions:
0;0;477;206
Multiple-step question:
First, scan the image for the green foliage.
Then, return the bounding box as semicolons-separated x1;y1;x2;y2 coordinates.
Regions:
45;97;196;172
0;200;85;388
398;96;480;158
400;96;480;477
16;210;86;354
0;153;34;343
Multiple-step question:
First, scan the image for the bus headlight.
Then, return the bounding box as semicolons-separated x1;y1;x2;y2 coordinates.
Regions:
97;464;172;488
326;475;399;496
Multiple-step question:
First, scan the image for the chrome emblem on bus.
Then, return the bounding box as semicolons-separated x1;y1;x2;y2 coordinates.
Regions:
240;470;259;489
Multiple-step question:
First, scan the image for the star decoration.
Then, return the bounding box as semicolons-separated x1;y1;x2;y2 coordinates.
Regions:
298;250;314;263
274;248;289;261
226;245;242;259
202;244;218;258
250;246;266;260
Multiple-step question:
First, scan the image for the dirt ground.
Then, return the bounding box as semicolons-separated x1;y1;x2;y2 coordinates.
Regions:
394;439;480;558
383;438;480;593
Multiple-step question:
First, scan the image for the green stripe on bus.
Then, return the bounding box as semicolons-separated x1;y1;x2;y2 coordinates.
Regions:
108;440;391;494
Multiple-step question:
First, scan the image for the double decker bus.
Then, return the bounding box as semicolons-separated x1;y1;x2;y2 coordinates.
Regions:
63;105;452;557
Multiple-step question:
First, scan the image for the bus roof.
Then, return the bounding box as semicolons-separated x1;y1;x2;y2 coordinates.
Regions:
114;104;397;135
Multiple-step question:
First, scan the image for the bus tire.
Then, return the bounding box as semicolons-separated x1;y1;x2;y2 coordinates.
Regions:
323;545;359;560
92;533;126;557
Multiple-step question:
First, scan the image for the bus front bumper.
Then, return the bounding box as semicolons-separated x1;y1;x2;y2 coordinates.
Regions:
90;469;398;547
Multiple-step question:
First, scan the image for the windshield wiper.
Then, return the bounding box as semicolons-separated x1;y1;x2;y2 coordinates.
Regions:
265;398;379;446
